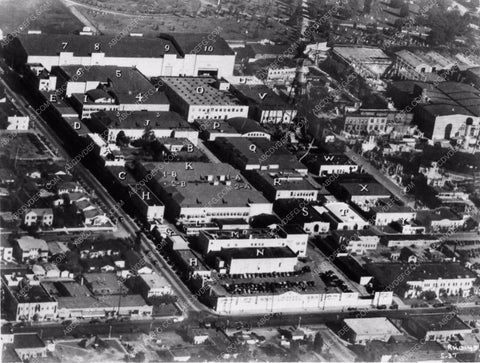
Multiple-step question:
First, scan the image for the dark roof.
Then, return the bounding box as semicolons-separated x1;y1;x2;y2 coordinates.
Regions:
90;110;191;130
13;334;46;349
367;262;476;288
249;44;292;56
57;65;155;92
123;250;152;270
160;33;234;56
232;84;291;108
253;170;317;190
307;153;355;166
161;76;243;106
382;234;439;241
216;246;297;260
420;103;473;117
340;182;390;197
465;66;480;77
11;284;55;304
86;88;111;101
16;34;179;58
416;207;462;223
214;137;306;171
274;200;325;224
226;117;268;134
408;314;471;332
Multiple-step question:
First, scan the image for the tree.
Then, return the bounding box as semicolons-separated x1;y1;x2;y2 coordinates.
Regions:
115;131;130;147
313;332;324;353
420;290;437;301
149;294;177;305
420;8;469;45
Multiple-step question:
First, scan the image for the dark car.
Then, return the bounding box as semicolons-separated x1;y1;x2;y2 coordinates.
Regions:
433;303;445;308
377;305;387;310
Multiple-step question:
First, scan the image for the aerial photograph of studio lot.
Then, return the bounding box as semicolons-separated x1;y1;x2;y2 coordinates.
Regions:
0;0;480;362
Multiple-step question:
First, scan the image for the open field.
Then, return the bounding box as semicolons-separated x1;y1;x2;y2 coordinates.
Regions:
65;0;300;40
0;0;83;35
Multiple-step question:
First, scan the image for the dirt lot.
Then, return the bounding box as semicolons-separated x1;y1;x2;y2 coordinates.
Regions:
54;338;127;362
67;0;299;40
0;0;83;35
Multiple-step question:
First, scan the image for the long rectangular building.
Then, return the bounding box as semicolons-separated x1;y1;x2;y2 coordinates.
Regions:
160;77;249;122
198;226;308;257
6;32;235;78
134;162;272;224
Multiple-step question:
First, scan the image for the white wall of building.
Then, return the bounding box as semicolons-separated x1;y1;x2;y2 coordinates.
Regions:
228;256;297;274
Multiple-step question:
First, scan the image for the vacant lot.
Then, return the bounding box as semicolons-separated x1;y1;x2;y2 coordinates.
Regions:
69;0;299;40
0;0;83;35
54;339;127;363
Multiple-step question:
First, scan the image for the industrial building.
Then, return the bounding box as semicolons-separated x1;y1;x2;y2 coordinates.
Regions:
6;32;235;78
160;76;248;122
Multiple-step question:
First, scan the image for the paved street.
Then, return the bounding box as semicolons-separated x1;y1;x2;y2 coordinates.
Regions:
0;65;208;315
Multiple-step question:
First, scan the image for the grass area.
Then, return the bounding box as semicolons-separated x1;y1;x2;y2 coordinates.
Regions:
0;0;83;35
4;133;51;160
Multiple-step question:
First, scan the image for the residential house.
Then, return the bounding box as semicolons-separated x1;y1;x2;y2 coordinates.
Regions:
24;208;53;227
13;236;49;262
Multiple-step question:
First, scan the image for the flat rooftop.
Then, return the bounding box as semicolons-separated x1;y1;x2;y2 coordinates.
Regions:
198;117;269;135
308;153;356;166
274;200;331;224
168;182;269;208
323;202;367;224
11;285;55;303
334;46;391;62
217;246;297;260
161;76;244;106
57;294;147;309
232;84;291;108
408;314;471;332
83;272;124;294
371;200;415;214
141;161;244;183
344;317;402;335
340;182;390;197
160;33;234;56
13;333;45;349
16;33;179;57
140;273;170;289
253;170;317;190
215;137;305;170
57;65;152;89
201;227;287;240
367;262;475;287
89;110;193;130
